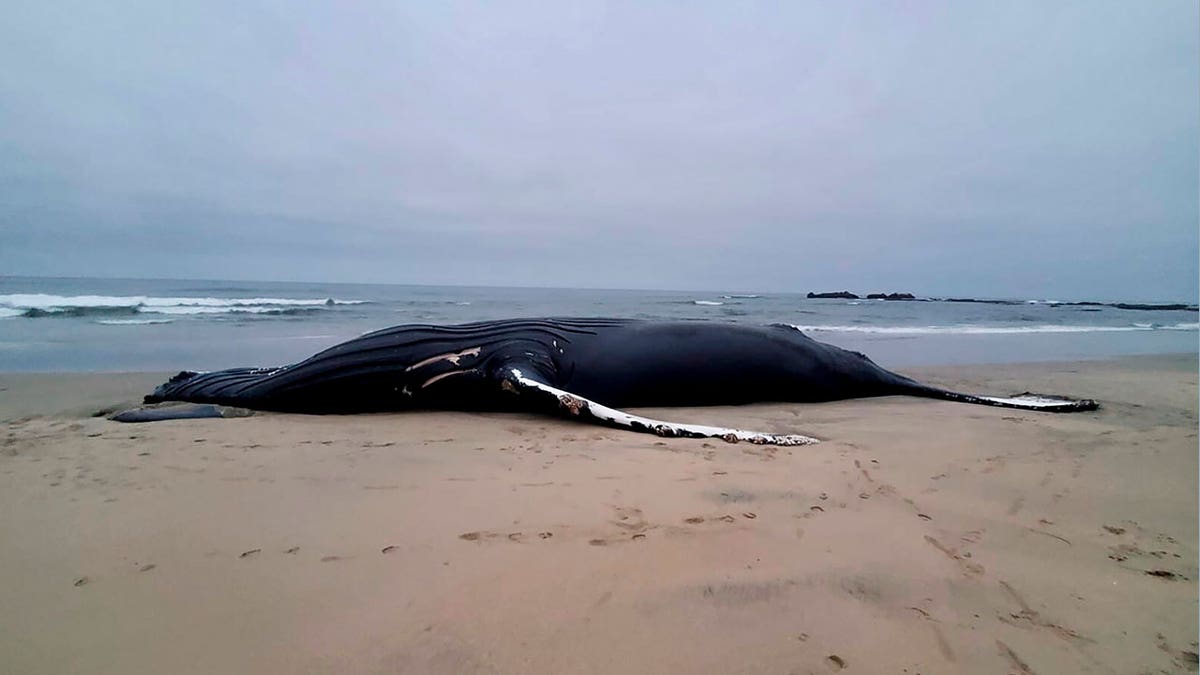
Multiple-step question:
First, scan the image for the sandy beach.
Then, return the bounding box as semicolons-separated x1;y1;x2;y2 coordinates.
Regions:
0;354;1195;674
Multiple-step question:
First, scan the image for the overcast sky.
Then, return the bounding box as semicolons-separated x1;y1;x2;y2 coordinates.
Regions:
2;1;1196;300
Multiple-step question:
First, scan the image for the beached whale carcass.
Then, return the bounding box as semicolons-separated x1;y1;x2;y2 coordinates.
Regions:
113;318;1099;445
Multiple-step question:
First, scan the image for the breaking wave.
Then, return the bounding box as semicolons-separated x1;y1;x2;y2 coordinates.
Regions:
96;319;174;326
692;300;724;306
0;293;366;319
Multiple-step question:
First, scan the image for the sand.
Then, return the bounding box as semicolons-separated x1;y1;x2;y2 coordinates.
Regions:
0;354;1196;674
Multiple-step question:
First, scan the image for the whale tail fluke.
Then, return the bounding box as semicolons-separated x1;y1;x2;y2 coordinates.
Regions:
911;387;1098;412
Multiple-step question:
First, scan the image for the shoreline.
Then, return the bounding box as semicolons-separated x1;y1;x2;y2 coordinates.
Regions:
1;354;1196;673
2;276;1196;373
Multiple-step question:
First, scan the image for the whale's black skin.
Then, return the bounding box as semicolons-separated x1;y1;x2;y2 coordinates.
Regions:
121;318;1098;444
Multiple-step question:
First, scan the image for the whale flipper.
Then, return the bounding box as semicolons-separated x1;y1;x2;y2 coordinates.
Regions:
501;367;818;446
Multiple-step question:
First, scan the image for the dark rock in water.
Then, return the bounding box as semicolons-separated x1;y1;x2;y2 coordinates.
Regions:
867;292;917;301
325;298;336;306
943;298;1022;305
940;295;1036;303
807;291;859;299
1057;301;1198;312
1109;303;1196;311
941;298;1197;311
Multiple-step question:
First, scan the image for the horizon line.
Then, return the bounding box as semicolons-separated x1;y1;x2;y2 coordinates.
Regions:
1;273;1196;306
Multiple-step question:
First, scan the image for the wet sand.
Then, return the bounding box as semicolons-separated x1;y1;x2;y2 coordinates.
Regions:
0;354;1196;674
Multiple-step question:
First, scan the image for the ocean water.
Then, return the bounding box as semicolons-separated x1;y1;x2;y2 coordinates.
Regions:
0;276;1195;372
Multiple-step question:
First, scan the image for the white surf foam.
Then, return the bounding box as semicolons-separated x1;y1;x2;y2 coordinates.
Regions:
0;293;365;308
693;300;724;306
786;323;1199;335
96;319;174;325
146;306;323;315
0;293;366;316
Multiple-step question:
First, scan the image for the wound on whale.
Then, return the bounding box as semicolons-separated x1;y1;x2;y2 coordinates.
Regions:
112;318;1099;445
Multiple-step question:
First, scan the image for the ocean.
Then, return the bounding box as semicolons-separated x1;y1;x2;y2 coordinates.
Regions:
0;276;1195;372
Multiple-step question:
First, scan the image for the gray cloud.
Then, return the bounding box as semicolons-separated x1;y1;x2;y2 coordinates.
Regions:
2;1;1196;300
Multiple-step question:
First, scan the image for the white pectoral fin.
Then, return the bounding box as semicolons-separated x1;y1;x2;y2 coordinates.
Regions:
504;368;818;447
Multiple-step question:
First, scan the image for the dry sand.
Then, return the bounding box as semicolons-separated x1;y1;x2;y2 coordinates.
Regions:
0;355;1196;674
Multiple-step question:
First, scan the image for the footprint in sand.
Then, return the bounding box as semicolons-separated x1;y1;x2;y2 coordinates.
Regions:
1145;570;1186;580
320;555;344;563
239;549;261;559
998;580;1090;642
284;546;300;554
960;529;984;544
459;530;547;544
382;545;397;554
1155;633;1200;669
1103;521;1188;576
924;536;985;578
73;576;90;587
139;563;156;572
610;505;647;530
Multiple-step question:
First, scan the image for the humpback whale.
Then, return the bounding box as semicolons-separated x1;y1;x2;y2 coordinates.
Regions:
113;318;1099;445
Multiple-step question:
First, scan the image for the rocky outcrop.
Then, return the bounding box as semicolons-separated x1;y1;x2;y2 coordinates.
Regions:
939;298;1197;311
806;291;859;299
1100;303;1195;311
943;298;1022;305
